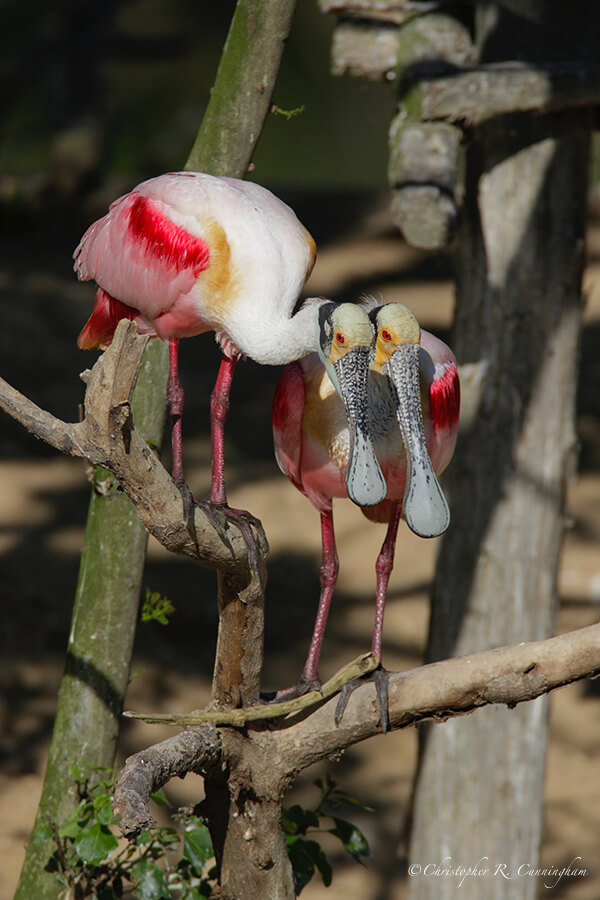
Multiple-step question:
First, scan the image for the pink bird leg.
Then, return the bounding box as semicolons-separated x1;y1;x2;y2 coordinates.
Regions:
371;500;402;662
208;355;238;506
167;338;185;487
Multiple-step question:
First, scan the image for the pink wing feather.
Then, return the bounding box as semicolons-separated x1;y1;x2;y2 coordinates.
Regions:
74;179;212;349
429;363;460;433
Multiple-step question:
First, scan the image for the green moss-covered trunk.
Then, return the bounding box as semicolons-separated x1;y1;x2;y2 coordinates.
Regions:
15;340;168;900
185;0;296;175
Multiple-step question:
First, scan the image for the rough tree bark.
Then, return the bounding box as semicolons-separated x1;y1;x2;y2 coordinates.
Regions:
409;5;597;897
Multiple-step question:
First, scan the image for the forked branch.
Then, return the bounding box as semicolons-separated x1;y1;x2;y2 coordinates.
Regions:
113;622;600;837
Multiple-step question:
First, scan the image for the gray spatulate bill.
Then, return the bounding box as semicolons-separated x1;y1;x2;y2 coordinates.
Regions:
387;344;450;538
332;345;387;508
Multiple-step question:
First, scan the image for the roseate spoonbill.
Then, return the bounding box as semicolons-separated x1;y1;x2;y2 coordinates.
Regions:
74;172;384;553
272;302;460;729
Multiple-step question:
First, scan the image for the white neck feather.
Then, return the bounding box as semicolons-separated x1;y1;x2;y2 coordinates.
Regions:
225;299;322;365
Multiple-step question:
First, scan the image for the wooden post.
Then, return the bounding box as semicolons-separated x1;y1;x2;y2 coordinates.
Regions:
409;4;595;895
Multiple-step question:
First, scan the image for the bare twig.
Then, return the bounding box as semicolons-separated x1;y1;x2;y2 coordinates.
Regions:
122;653;378;725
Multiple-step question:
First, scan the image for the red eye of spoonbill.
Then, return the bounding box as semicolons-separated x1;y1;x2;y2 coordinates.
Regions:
336;333;345;344
382;329;392;342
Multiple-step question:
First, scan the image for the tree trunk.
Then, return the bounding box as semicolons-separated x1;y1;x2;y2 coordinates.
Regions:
15;340;168;900
409;56;591;900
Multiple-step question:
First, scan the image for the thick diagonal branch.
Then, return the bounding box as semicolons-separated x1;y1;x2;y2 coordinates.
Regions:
0;321;264;575
272;622;600;767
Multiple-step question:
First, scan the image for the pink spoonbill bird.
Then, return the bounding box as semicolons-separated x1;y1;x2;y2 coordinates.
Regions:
74;172;384;555
272;302;460;729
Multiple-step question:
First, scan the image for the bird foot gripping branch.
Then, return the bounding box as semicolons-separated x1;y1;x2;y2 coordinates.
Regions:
122;653;379;727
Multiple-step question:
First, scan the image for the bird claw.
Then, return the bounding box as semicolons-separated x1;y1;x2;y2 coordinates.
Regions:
334;662;390;733
191;497;267;582
174;479;201;545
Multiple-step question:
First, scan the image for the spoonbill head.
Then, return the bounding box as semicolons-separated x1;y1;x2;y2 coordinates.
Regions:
369;303;453;538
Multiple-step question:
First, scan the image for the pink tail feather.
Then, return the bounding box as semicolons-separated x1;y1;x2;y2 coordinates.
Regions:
77;288;139;350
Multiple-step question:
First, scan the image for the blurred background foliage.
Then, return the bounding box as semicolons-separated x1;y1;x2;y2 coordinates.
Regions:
0;0;394;225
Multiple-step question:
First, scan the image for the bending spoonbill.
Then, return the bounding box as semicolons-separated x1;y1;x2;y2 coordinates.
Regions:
272;302;460;728
74;172;384;549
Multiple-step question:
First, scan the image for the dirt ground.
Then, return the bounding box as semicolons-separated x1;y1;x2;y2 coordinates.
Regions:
0;196;599;899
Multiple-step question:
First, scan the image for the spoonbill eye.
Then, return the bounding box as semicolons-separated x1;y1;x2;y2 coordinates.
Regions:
382;329;392;342
336;332;345;344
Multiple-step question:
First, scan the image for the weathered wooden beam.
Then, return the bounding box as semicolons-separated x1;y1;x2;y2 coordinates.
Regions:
318;0;415;25
331;18;400;80
411;61;600;126
389;11;473;248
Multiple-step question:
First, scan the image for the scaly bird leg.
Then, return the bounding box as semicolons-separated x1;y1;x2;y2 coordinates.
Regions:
208;354;237;506
266;509;339;701
202;353;265;574
167;338;185;486
167;338;196;529
335;501;402;733
166;345;264;570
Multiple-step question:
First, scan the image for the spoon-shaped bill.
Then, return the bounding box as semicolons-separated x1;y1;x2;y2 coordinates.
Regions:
387;344;450;537
332;345;388;507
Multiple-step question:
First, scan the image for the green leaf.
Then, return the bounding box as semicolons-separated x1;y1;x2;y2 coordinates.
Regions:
282;804;319;835
59;819;82;840
271;104;305;120
287;839;315;894
150;788;171;807
136;828;154;846
330;817;371;864
132;859;170;900
74;823;118;864
60;804;88;839
184;824;214;874
93;793;116;825
141;589;175;626
288;837;333;893
158;827;180;845
302;839;332;887
69;763;84;782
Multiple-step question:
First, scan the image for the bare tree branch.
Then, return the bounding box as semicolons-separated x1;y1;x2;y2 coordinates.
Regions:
113;726;222;837
0;321;265;576
0;376;88;457
273;623;600;768
111;622;600;838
